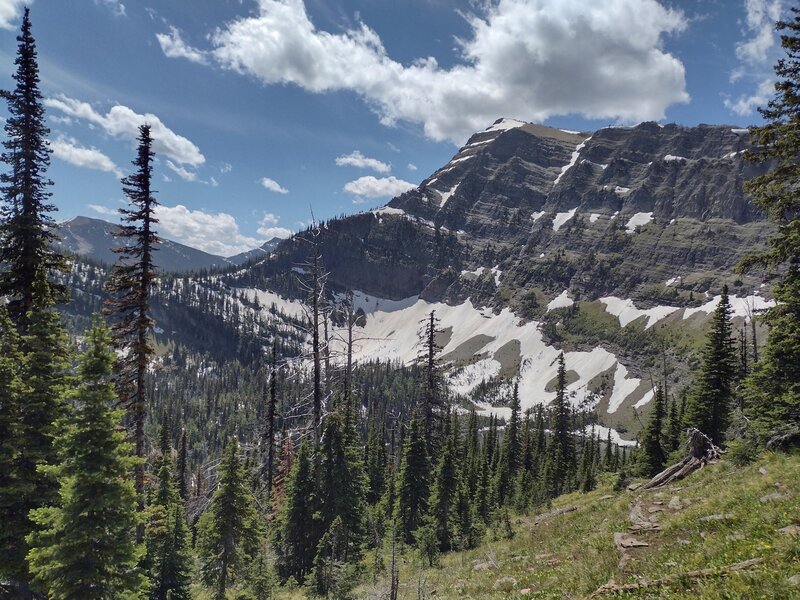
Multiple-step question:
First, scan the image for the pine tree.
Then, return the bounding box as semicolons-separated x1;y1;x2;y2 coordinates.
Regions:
683;287;737;444
26;322;143;599
0;8;67;328
262;339;279;498
665;397;682;453
494;382;521;506
145;420;192;600
196;439;262;600
638;386;668;477
395;417;430;543
543;354;576;498
274;441;318;584
417;311;445;448
738;7;800;435
104;124;161;532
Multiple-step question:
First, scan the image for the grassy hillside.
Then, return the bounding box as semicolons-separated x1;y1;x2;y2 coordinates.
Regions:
342;452;800;599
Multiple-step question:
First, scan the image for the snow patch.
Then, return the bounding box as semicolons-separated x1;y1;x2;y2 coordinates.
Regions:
664;154;687;161
553;207;578;231
547;290;574;311
582;425;637;447
683;293;775;320
554;137;592;186
589;213;600;223
614;186;631;196
600;296;679;329
372;206;405;217
484;118;526;132
731;128;749;134
437;182;459;207
625;212;653;233
531;211;546;223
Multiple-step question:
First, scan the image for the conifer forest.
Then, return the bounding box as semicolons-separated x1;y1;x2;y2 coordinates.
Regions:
1;4;800;599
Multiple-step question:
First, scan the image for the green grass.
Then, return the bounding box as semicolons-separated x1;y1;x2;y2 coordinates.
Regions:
340;452;800;599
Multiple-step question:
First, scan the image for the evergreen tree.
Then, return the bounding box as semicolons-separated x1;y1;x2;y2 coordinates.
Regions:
683;287;737;444
196;439;262;600
365;422;387;504
395;417;429;543
274;441;318;584
316;410;368;562
638;386;668;477
427;412;459;550
0;307;28;590
104;124;160;522
543;354;575;498
177;428;188;501
26;322;143;599
417;311;445;448
494;382;521;506
145;420;192;600
0;8;67;327
262;339;279;499
665;397;682;453
738;7;800;435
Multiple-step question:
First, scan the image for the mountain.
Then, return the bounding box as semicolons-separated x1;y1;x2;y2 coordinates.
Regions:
55;216;257;273
213;119;774;438
225;237;283;266
60;120;774;441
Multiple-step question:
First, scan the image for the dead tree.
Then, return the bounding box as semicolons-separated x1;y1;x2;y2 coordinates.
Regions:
641;428;722;490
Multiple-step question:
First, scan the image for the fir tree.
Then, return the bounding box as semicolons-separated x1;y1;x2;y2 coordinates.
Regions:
494;382;521;506
196;438;262;600
738;7;800;435
683;287;737;444
104;124;161;530
0;8;67;328
177;428;188;501
665;397;682;453
0;307;28;590
316;410;368;563
274;441;318;584
145;420;192;600
395;417;430;543
262;339;279;499
427;412;459;551
417;311;445;448
26;322;143;599
543;354;575;498
638;386;668;477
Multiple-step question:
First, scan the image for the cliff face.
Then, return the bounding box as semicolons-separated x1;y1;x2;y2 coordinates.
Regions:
252;119;771;306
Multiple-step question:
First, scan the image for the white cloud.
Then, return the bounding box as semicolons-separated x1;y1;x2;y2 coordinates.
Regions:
260;177;289;194
343;175;415;199
156;26;209;65
88;203;118;217
736;0;782;65
407;163;417;171
45;94;205;166
95;0;126;17
210;176;219;187
220;162;233;173
257;214;292;239
50;115;73;126
0;0;25;29
154;204;264;256
165;159;198;182
725;77;775;116
51;135;123;178
335;150;390;173
198;0;688;145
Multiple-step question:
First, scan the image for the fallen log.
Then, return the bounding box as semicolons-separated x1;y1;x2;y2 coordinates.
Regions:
641;429;721;491
585;557;764;598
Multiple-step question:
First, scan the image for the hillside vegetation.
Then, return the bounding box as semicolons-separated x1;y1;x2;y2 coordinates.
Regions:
344;451;800;599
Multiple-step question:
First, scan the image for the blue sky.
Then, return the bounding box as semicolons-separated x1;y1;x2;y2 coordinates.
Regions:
0;0;787;256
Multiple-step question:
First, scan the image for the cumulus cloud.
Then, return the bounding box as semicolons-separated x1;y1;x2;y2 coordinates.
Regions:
0;0;25;29
165;159;198;182
88;203;119;217
95;0;126;17
725;77;775;116
51;135;123;178
154;204;264;256
186;0;689;144
736;0;782;65
45;94;205;166
260;177;289;194
257;213;293;239
335;150;391;173
156;26;209;65
343;175;415;200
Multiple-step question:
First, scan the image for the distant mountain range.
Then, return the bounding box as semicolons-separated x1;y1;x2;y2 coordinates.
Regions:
55;216;282;273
